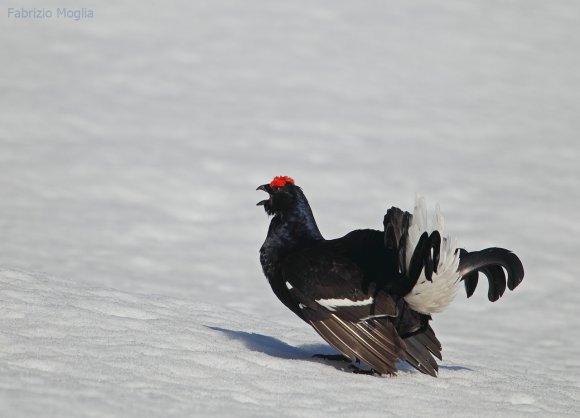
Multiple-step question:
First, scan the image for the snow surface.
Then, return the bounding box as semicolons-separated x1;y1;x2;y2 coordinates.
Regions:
1;0;580;416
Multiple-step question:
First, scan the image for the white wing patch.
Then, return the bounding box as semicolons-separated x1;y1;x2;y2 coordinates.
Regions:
403;195;461;314
285;282;293;290
316;298;373;312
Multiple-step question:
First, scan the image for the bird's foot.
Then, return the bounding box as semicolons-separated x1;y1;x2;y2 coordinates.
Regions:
351;366;380;376
312;354;352;363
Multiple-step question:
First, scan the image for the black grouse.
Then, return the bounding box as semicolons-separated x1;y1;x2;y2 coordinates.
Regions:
257;176;524;377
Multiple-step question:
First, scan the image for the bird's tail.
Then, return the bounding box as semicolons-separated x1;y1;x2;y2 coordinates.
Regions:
384;196;524;314
458;248;524;301
403;196;462;314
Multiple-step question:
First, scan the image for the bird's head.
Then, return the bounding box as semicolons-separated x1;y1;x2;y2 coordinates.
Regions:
256;176;301;216
257;176;322;239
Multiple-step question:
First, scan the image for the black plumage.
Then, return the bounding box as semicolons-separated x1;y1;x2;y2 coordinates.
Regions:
258;177;524;377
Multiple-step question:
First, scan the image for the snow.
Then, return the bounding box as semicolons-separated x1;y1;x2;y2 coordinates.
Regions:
2;268;579;417
1;0;580;416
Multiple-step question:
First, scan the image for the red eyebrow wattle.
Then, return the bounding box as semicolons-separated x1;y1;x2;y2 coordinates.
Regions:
269;176;295;187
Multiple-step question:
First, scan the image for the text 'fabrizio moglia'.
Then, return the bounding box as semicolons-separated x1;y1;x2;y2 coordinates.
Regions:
7;8;95;21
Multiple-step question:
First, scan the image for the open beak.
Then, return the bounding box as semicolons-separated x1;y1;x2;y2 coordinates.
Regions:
256;184;271;206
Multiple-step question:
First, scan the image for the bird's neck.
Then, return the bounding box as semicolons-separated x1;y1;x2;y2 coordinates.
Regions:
262;196;323;260
259;196;322;315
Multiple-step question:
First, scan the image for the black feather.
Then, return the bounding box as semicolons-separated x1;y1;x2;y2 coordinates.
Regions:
407;232;429;286
458;248;524;300
480;265;506;302
463;271;479;298
429;231;441;274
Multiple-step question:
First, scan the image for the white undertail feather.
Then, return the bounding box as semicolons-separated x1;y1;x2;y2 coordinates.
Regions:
403;195;461;314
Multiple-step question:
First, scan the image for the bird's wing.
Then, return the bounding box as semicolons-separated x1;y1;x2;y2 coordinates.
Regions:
403;324;442;377
393;300;441;377
281;249;406;375
281;249;397;322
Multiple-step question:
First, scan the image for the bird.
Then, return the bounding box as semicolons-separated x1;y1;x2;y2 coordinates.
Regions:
257;175;524;377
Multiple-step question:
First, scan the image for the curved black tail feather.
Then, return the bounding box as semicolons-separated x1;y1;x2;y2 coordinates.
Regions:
458;248;524;302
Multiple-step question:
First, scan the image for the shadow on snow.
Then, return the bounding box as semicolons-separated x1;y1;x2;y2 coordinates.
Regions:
208;326;472;375
207;326;332;359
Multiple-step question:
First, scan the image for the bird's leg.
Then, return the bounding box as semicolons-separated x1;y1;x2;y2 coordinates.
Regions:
312;354;352;363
